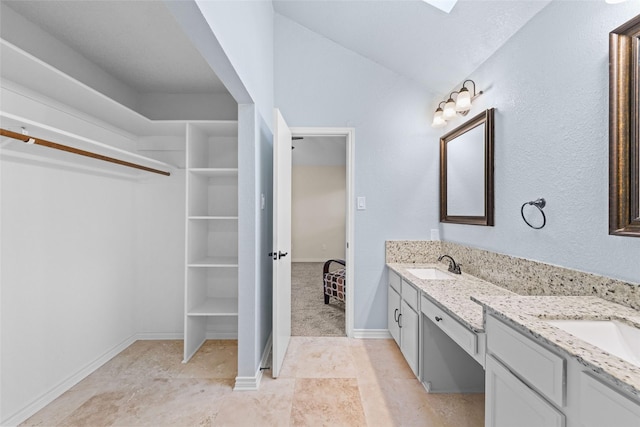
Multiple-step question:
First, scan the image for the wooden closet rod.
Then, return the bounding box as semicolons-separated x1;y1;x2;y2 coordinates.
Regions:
0;128;170;176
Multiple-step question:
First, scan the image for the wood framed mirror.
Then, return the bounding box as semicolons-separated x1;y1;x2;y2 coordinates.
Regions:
610;15;640;237
440;108;494;226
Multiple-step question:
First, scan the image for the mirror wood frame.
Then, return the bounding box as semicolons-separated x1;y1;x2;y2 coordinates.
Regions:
440;108;495;226
610;15;640;237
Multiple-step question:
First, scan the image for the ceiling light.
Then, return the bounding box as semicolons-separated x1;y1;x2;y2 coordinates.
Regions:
605;0;628;4
431;79;483;128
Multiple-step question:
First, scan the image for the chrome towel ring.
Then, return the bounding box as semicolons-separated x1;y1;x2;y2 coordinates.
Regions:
521;198;546;229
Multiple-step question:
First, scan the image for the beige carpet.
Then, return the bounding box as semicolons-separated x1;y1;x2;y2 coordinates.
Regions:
291;262;345;336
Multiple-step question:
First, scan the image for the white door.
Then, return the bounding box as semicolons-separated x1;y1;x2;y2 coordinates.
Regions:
272;109;292;378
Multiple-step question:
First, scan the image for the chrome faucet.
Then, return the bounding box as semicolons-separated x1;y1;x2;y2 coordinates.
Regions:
438;254;462;274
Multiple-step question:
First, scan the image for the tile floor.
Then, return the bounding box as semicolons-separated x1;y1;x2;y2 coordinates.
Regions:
21;338;484;426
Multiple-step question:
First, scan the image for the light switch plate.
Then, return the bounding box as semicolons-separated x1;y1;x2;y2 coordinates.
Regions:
357;196;366;210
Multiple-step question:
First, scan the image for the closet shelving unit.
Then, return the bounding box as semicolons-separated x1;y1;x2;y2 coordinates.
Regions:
2;38;241;366
184;121;239;362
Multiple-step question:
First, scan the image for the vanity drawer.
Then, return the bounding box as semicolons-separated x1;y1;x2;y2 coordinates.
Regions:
389;270;401;292
486;315;565;407
402;280;419;311
421;295;477;356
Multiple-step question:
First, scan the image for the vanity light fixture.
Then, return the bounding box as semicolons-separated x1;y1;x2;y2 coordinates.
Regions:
431;101;447;128
431;79;483;128
443;95;457;120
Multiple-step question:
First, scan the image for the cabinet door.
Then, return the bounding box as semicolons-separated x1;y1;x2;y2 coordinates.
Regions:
400;300;419;376
388;285;401;345
485;355;565;427
579;372;640;427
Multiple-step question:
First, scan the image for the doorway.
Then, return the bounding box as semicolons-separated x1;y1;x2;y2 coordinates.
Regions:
290;127;354;337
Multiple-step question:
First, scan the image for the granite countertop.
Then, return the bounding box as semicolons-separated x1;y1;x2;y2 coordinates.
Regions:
386;263;515;332
472;294;640;398
388;262;640;399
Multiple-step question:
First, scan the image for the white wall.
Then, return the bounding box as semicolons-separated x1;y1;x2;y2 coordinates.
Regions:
292;165;346;262
438;0;640;285
275;14;436;330
137;92;238;121
134;171;186;337
0;159;137;424
195;0;274;130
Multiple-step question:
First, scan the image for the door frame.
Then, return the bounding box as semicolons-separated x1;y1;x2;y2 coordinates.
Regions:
290;127;355;338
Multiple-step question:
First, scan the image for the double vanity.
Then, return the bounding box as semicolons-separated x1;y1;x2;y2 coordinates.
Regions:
387;261;640;427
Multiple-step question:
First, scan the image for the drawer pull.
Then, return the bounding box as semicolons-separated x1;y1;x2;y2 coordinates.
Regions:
398;313;403;328
435;316;443;322
394;308;399;322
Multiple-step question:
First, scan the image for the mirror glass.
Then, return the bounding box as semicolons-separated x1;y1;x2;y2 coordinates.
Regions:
447;124;485;216
609;15;640;237
440;108;494;226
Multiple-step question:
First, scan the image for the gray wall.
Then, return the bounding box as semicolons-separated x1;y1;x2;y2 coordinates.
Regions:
275;2;640;331
275;14;436;330
440;0;640;284
237;104;273;378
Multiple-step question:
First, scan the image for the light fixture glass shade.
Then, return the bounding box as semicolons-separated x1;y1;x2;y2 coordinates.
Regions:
432;109;446;128
443;98;457;119
455;88;472;112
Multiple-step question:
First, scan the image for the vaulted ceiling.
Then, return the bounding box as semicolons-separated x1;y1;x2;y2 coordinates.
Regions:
273;0;551;95
2;0;551;103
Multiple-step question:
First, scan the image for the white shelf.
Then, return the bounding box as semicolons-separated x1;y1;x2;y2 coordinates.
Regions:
189;168;238;177
1;40;188;136
184;120;238;362
187;298;238;316
188;257;239;268
0;114;175;178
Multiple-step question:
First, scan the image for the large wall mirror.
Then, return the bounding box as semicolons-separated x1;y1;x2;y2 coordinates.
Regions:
610;15;640;237
440;108;494;226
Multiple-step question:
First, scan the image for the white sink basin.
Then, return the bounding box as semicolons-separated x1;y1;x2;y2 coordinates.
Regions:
546;319;640;368
407;268;455;280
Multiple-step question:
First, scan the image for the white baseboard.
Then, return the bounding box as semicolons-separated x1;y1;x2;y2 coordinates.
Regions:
352;329;392;339
136;332;183;340
136;333;238;341
2;334;137;427
205;332;238;340
234;333;272;391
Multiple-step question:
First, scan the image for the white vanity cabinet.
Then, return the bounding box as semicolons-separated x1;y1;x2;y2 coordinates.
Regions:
485;313;640;427
485;315;566;427
485;354;565;427
388;270;420;376
579;371;640;427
